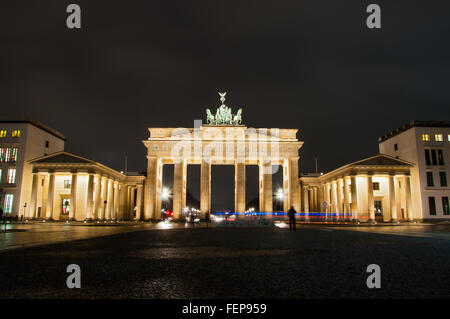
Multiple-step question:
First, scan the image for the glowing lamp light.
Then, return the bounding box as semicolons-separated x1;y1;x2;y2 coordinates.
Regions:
161;188;170;200
276;189;284;200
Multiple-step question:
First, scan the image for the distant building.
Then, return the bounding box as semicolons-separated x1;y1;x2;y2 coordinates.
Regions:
378;121;450;220
0;119;65;217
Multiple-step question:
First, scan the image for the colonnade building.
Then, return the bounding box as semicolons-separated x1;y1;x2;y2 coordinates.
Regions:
27;152;144;221
300;154;415;222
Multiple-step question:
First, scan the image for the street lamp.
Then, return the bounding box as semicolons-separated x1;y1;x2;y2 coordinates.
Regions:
161;188;170;200
275;188;284;211
276;189;284;200
160;187;171;220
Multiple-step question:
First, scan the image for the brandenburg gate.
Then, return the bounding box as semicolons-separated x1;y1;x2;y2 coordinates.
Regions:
142;93;303;220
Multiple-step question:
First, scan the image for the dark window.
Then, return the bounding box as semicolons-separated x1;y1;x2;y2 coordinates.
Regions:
429;197;436;215
425;150;431;165
45;141;49;148
443;197;450;215
431;150;438;165
440;172;447;187
373;182;380;190
437;149;444;165
426;172;434;187
394;144;398;151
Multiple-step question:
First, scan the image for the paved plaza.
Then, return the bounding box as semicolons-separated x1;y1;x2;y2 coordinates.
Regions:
1;221;450;298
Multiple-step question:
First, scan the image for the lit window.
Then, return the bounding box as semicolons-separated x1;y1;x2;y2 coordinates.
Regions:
11;148;18;162
435;134;443;142
11;130;20;138
64;180;71;189
422;134;430;141
4;148;11;162
0;148;4;162
0;130;6;137
4;194;14;213
7;168;16;184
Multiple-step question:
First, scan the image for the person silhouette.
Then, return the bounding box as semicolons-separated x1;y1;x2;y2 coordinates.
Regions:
288;206;297;232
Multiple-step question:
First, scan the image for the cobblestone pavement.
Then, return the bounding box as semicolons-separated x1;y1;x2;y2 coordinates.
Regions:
0;221;201;251
0;224;449;298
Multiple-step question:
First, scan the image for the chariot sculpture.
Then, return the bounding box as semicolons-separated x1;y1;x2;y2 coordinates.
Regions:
206;92;243;125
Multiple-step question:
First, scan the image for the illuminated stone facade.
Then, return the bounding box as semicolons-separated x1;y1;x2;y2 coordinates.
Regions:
299;154;415;222
28;152;144;221
142;125;303;220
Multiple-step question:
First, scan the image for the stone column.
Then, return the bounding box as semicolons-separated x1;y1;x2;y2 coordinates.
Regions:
388;174;398;222
289;157;300;213
332;181;338;221
155;159;163;220
318;186;324;213
350;176;358;222
262;160;273;215
314;188;318;211
125;186;131;219
69;172;77;221
336;179;343;221
303;187;309;221
136;185;143;221
235;162;246;214
113;181;119;220
119;183;127;220
394;176;402;220
367;175;375;223
29;172;39;219
282;160;290;212
144;157;157;221
259;162;264;213
130;186;136;219
182;163;187;211
93;175;101;220
343;177;350;221
200;159;211;217
405;175;413;221
45;172;55;220
325;183;330;219
173;160;187;220
98;177;107;220
85;173;94;221
105;179;113;220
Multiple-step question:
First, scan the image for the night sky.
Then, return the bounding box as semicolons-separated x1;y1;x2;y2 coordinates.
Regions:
1;1;450;209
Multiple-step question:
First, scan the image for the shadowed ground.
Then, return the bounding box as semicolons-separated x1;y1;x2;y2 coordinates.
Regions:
1;223;450;298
